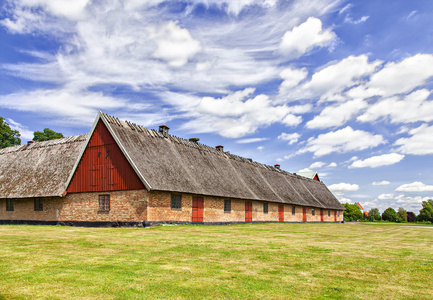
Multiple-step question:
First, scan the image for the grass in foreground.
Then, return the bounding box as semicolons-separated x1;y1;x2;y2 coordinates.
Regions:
0;223;432;300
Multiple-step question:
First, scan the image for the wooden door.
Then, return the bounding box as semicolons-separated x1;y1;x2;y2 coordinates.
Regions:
334;211;337;222
192;197;204;223
303;207;307;222
320;209;324;222
278;205;284;222
245;202;252;222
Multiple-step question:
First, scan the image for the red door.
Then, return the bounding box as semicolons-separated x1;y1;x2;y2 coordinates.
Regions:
334;211;337;222
245;202;252;222
278;205;284;222
192;197;204;222
303;207;307;222
320;209;324;222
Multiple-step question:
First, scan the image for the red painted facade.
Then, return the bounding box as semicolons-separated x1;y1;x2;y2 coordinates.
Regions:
303;207;307;222
67;120;145;193
320;209;324;222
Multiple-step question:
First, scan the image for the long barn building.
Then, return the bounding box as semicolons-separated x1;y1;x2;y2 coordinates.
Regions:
0;112;344;226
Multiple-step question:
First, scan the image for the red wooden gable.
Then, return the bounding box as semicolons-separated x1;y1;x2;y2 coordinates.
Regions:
67;119;145;193
313;174;319;181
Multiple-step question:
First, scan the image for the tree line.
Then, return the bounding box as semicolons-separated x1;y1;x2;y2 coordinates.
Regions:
343;200;433;224
1;117;64;148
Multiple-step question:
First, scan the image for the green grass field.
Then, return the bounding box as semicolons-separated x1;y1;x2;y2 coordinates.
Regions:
0;223;432;299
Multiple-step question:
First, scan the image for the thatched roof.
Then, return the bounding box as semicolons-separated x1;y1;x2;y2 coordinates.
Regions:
101;113;343;210
0;135;88;198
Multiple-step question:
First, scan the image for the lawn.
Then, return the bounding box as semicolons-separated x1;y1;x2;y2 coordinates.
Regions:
0;223;432;299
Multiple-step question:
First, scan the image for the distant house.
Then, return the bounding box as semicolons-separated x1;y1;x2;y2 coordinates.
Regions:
296;171;320;182
355;202;369;217
0;112;344;226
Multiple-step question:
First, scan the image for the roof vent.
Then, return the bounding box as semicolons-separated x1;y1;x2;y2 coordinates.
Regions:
189;138;200;143
216;145;224;152
158;124;169;137
274;164;280;169
27;140;35;146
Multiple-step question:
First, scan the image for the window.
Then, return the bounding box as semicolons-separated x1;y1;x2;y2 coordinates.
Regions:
292;206;296;215
312;208;315;216
224;200;231;213
98;195;110;212
263;203;268;214
171;194;182;210
6;199;14;211
328;210;331;217
34;198;43;211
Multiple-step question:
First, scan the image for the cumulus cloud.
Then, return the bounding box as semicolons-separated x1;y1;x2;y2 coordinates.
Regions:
395;124;433;155
299;126;385;157
328;162;337;167
180;88;304;138
150;21;201;67
309;161;326;169
372;181;390;186
278;67;308;98
396;182;433;192
349;153;404;169
358;89;433;124
278;132;301;145
328;183;359;192
279;17;335;59
306;99;368;129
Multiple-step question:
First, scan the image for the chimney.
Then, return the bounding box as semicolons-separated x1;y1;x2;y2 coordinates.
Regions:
27;140;35;146
216;145;224;152
274;164;280;169
189;138;200;143
158;124;169;137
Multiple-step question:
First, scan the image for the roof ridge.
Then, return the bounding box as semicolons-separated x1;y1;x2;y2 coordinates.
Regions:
0;133;89;155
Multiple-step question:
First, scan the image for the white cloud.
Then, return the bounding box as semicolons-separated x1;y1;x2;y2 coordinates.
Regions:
349;153;404;169
309;161;326;169
298;168;312;173
328;183;359;192
279;17;335;59
358;89;433;124
378;193;395;200
306;99;367;129
257;146;264;150
328;162;337;167
344;15;369;25
365;54;433;97
372;181;390;186
278;67;308;98
278;132;301;145
395;124;433;155
299;126;385;157
6;119;34;141
180;88;304;138
396;182;433;192
150;21;201;67
236;137;269;144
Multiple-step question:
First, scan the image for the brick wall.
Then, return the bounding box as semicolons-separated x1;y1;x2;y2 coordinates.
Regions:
0;197;63;221
147;191;192;222
60;189;148;222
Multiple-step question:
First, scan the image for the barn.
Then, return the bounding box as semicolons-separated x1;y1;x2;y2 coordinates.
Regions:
0;112;344;226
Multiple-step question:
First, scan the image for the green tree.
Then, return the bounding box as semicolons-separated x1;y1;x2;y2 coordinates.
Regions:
397;207;407;222
417;200;433;223
0;117;21;148
382;207;398;222
343;203;363;222
368;208;381;221
33;128;64;142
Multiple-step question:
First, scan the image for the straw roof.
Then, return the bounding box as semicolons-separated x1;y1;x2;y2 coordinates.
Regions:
0;134;88;198
102;114;343;210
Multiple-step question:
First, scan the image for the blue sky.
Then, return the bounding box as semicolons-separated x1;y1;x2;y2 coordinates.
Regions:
1;0;433;213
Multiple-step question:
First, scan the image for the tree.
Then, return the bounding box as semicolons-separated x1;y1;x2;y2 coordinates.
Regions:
417;200;433;223
397;207;407;222
368;208;381;221
0;117;21;148
382;207;398;222
406;212;417;222
343;203;363;222
33;128;64;142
